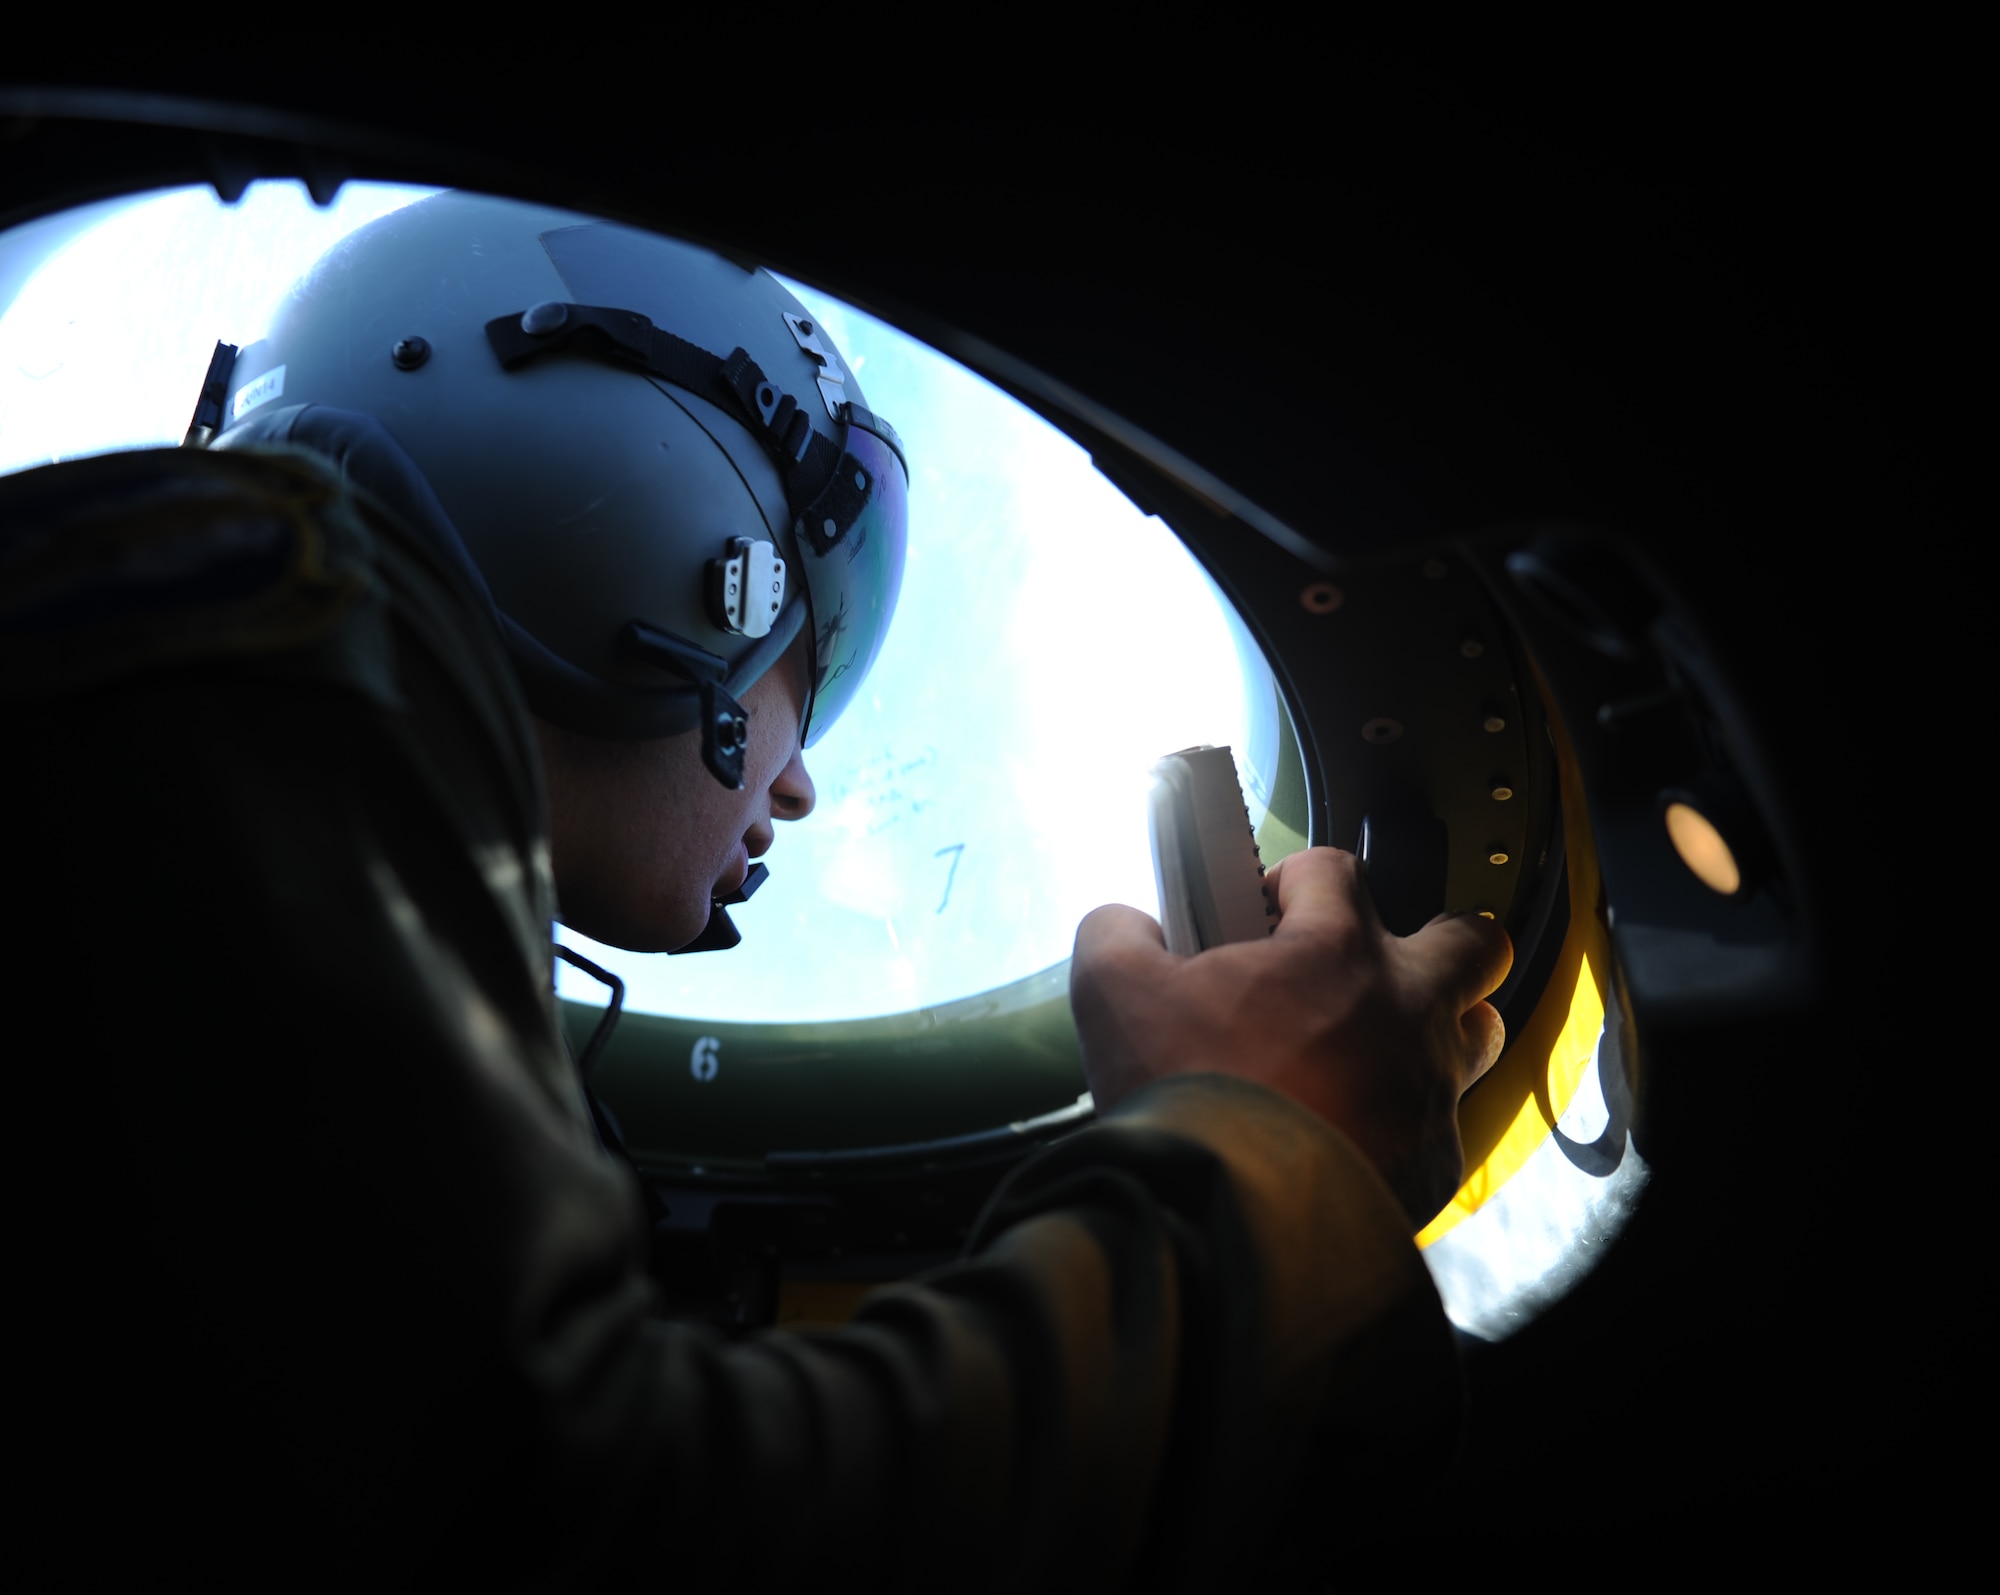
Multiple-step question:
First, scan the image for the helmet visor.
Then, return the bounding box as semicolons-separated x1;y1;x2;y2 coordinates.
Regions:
797;420;908;747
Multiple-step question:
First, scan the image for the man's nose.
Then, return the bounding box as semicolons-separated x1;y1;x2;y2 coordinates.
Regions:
772;748;815;821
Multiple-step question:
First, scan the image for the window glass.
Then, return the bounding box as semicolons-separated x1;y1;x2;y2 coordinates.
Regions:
0;184;1280;1025
0;182;438;471
559;283;1273;1021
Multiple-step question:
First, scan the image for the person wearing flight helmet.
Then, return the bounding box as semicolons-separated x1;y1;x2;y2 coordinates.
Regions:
211;191;907;960
1;190;1509;1586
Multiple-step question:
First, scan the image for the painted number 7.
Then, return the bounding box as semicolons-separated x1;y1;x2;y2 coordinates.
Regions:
934;843;965;914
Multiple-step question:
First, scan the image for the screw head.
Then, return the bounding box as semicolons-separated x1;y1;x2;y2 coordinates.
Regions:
1460;638;1485;658
1300;582;1344;614
1482;714;1507;733
1490;783;1514;801
520;301;568;336
390;335;430;371
1488;850;1510;866
1360;717;1404;745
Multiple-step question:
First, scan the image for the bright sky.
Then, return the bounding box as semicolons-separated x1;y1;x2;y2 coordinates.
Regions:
0;182;1268;1022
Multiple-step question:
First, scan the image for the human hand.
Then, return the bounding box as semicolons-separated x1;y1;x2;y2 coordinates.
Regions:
1071;847;1513;1227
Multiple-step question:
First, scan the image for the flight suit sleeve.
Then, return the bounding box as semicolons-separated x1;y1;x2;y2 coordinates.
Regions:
4;445;1458;1591
534;1078;1458;1594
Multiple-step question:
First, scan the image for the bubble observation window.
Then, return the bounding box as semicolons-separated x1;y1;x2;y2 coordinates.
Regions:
0;185;1639;1340
0;181;1289;1028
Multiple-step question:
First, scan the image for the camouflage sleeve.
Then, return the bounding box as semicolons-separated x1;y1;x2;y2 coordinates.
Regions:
3;443;1456;1591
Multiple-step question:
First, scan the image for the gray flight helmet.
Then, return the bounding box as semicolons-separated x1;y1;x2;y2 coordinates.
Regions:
214;190;908;777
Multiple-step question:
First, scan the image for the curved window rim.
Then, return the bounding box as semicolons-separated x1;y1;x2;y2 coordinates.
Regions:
0;182;1583;1208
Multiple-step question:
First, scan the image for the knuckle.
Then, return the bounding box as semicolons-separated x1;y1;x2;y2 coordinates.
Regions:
1321;922;1367;968
1309;846;1362;887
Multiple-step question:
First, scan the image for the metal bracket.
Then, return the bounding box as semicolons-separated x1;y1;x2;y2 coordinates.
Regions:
784;311;849;421
708;536;786;638
182;338;239;447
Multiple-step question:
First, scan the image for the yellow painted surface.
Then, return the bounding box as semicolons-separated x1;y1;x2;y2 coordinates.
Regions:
1415;669;1612;1250
1415;949;1604;1247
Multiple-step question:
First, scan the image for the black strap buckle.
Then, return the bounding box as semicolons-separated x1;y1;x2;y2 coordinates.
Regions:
699;677;749;790
618;620;748;789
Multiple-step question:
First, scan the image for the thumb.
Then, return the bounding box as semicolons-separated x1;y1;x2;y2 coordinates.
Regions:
1074;902;1172;970
1401;910;1514;1007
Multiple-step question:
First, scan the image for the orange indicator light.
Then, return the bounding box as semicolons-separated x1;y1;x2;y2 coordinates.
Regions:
1664;801;1741;896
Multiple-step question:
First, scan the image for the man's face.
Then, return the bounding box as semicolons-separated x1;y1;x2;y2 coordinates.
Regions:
535;635;817;952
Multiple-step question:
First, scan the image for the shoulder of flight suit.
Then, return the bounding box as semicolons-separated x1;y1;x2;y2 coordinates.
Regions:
1;440;1458;1593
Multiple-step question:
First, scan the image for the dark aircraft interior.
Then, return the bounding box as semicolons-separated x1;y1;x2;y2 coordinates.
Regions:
0;59;1953;1560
